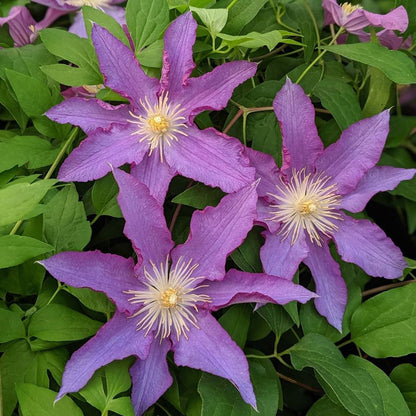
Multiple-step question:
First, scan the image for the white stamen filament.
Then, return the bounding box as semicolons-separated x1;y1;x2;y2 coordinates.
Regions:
268;169;342;246
127;91;188;162
124;257;211;341
65;0;112;10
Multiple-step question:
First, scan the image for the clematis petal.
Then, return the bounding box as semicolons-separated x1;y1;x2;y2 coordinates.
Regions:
173;309;256;409
322;0;345;26
0;6;37;47
341;166;416;212
40;251;138;314
303;242;347;332
160;12;196;97
58;124;147;182
273;78;323;171
91;25;159;107
31;0;76;11
333;214;406;279
113;169;174;271
363;5;408;32
256;199;280;234
130;339;172;416
57;311;153;400
356;29;408;50
315;110;390;195
165;126;255;193
172;181;258;281
180;61;257;121
205;269;316;311
260;231;309;280
46;98;132;133
130;152;177;206
244;147;281;197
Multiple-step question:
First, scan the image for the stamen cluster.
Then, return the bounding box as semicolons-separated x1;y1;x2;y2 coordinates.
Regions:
124;257;211;341
268;169;342;246
341;2;362;15
65;0;112;9
128;92;188;162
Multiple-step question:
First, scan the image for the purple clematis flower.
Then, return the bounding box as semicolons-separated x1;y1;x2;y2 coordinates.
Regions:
247;78;416;331
0;6;66;47
45;12;256;204
40;169;316;415
322;0;408;35
31;0;126;38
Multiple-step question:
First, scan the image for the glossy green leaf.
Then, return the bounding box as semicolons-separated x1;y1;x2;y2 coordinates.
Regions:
172;183;224;209
307;396;354;415
65;286;114;315
43;184;92;252
191;7;228;37
362;67;393;118
290;333;385;416
17;383;83;416
92;173;122;218
390;364;416;415
351;283;416;358
28;304;102;341
257;303;294;337
126;0;169;51
0;308;25;342
218;30;282;50
218;304;251;348
230;227;263;273
324;43;416;84
41;64;101;86
223;0;268;35
0;236;53;269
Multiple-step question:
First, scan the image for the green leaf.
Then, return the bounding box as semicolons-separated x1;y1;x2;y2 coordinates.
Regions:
136;39;164;68
223;0;268;35
230;227;263;273
386;116;416;148
126;0;169;51
191;7;228;37
290;333;385;416
17;383;83;416
257;303;294;337
0;179;56;226
0;136;59;172
362;67;393;118
347;356;410;416
43;184;92;252
39;29;102;83
218;304;251;348
41;64;101;86
0;236;53;269
0;260;45;295
198;357;280;415
350;283;416;358
92;173;122;218
390;364;416;415
314;78;361;130
5;69;57;117
0;80;28;129
307;396;354;415
324;43;416;84
220;30;282;50
28;304;102;341
65;286;114;315
0;308;25;342
172;183;225;209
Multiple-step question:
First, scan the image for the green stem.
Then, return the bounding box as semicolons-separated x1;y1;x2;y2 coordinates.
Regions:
245;353;276;359
337;339;352;349
227;0;239;10
296;27;344;84
46;282;62;306
303;0;320;50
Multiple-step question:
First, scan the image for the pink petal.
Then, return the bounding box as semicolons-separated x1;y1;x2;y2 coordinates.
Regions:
341;166;416;212
260;231;309;280
205;269;316;311
91;25;159;107
303;242;347;332
363;5;408;32
315;110;390;195
173;309;256;409
46;98;132;133
130;339;172;416
57;311;153;400
172;181;258;281
333;214;406;279
130;152;177;206
113;169;174;272
256;199;280;234
165;126;255;193
0;6;36;47
160;12;196;97
322;0;344;26
40;251;138;314
57;124;147;182
273;78;323;171
180;61;257;122
31;0;76;11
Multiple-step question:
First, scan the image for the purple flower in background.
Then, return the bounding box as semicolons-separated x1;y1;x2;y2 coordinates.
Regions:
46;12;256;204
322;0;409;49
40;169;315;415
0;6;65;47
31;0;126;38
248;78;416;331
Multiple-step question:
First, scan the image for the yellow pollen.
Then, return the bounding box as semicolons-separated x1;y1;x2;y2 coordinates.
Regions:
65;0;112;8
299;201;317;214
149;115;169;133
341;2;362;15
160;288;179;307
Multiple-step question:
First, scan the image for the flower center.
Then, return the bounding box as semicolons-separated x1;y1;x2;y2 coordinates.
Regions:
127;92;188;162
65;0;112;9
341;2;362;16
124;257;210;341
268;169;342;246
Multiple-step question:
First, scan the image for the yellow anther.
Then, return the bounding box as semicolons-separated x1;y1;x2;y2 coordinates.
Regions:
300;201;318;214
161;288;179;308
341;2;362;15
148;115;169;133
